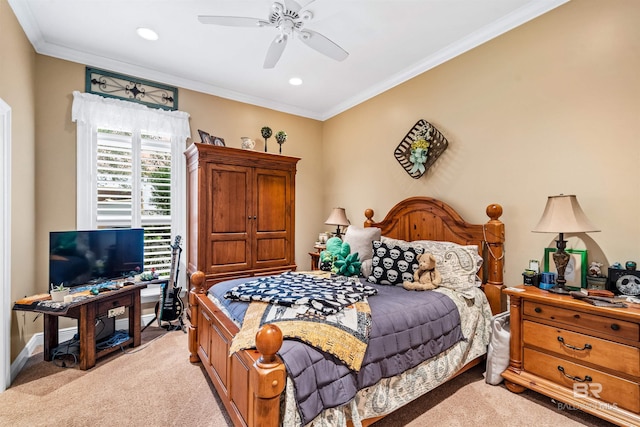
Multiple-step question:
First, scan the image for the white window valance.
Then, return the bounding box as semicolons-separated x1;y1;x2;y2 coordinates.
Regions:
71;91;191;139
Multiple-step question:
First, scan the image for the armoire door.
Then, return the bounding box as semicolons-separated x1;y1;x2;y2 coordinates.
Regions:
253;167;293;269
205;162;252;273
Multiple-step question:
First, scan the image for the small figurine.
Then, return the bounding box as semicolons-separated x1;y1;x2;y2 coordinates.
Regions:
588;261;603;277
611;262;622;269
626;261;637;271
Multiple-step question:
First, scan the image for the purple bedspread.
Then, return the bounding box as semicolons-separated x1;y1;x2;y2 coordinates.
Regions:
210;277;463;425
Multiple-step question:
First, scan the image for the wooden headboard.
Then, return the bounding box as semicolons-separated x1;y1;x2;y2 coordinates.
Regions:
363;197;506;314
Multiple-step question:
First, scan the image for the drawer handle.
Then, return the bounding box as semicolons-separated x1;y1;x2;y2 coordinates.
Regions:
557;336;592;351
534;307;542;313
611;323;620;331
557;366;592;383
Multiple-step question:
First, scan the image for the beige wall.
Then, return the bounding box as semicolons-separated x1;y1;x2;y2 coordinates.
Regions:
4;0;640;362
323;0;640;286
32;61;324;289
1;0;37;360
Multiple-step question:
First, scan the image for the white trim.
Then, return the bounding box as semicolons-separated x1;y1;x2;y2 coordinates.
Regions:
76;121;95;229
0;98;11;392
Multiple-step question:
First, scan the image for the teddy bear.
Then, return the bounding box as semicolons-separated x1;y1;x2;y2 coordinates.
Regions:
403;252;442;291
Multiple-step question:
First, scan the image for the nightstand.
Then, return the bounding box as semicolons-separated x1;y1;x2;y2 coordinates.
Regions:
308;244;325;271
502;286;640;426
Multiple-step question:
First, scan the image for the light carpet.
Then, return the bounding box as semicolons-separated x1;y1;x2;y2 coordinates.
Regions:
1;325;616;426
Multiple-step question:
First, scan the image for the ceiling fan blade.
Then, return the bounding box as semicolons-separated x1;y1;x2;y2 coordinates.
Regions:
264;34;288;68
282;0;302;14
198;15;268;27
298;29;348;62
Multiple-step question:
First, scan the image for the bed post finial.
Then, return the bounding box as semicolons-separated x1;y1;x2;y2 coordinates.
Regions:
252;324;285;426
486;203;503;222
364;208;375;227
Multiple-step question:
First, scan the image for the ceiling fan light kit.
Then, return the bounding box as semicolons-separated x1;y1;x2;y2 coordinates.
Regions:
198;0;348;68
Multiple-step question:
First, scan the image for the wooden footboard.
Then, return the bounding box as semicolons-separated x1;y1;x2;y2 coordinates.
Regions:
188;198;505;427
188;271;285;427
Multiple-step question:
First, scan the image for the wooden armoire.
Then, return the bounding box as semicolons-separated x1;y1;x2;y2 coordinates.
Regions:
185;143;299;289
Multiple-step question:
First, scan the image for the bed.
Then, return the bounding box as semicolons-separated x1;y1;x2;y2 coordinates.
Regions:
187;197;506;427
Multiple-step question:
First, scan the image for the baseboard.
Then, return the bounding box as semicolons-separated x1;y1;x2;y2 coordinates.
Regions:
9;313;157;386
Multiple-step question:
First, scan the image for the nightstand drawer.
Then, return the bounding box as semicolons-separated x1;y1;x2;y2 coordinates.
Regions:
523;301;639;341
523;320;640;377
524;348;640;413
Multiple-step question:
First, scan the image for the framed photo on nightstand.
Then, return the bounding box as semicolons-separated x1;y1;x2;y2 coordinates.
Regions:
544;248;587;288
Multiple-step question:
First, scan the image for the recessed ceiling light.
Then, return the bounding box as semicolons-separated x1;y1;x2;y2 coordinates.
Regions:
136;27;159;41
289;77;303;86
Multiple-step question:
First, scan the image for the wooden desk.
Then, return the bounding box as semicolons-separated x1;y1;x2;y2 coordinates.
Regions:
15;282;149;370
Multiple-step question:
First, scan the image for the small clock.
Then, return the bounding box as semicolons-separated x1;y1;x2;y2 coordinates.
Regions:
608;268;640;295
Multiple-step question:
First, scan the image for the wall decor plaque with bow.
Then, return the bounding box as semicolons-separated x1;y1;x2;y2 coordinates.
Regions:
394;119;448;179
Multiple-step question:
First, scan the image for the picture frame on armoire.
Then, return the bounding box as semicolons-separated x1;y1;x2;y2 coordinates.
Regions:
198;129;213;145
544;248;587;289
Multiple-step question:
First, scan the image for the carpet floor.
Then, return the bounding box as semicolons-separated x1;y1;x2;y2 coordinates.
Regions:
1;325;618;426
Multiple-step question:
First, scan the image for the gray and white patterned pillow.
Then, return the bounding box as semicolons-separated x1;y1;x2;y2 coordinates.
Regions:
381;236;483;297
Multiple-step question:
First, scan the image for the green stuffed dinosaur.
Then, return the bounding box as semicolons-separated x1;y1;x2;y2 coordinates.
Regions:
320;237;362;276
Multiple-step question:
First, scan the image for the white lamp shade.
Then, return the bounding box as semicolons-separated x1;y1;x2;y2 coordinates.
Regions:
325;207;350;227
532;194;600;234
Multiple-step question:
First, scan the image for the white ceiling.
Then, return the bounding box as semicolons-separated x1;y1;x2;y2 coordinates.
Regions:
10;0;567;120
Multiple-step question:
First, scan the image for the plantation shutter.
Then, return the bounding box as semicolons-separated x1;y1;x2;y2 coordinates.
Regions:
96;130;174;276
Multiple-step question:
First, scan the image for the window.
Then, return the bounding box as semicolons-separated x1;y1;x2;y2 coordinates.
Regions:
72;91;190;280
96;129;174;276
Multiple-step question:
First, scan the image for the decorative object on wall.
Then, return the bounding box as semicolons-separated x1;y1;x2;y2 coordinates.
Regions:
533;194;600;293
394;119;448;179
198;129;213;144
241;137;256;150
261;126;272;152
275;130;287;154
212;136;225;146
85;67;178;110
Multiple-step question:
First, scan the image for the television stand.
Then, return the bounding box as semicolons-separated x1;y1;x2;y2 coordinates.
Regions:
14;282;152;370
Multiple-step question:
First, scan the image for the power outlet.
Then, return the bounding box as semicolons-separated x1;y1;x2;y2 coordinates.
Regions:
108;306;125;318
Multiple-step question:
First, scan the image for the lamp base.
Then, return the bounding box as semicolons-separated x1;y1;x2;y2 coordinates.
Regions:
548;286;571;295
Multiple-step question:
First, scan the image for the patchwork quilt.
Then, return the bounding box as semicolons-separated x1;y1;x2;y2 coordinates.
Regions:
223;272;378;316
229;300;372;371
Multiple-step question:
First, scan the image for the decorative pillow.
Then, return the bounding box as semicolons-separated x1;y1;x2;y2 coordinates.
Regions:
368;241;424;286
381;236;483;297
343;225;382;277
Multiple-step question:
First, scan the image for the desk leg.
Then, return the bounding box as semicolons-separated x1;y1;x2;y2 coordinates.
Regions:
78;302;97;370
43;314;58;362
131;289;142;347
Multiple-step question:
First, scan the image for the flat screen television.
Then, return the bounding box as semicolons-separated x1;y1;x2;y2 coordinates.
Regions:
49;228;144;287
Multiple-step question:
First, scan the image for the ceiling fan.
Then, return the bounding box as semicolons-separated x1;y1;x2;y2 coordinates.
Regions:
198;0;349;68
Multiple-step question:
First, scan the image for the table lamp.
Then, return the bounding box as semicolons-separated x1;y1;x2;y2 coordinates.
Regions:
325;207;350;238
532;194;599;294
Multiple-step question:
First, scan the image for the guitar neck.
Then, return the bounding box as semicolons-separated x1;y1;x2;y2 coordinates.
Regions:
166;236;182;291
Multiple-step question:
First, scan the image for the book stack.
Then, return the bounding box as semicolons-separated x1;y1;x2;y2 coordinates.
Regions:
580;288;615;298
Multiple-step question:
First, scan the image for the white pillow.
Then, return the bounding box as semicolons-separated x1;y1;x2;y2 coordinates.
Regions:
343;225;381;277
380;236;483;297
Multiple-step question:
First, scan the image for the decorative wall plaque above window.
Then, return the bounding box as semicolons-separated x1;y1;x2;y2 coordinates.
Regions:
394;119;448;179
85;67;178;110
